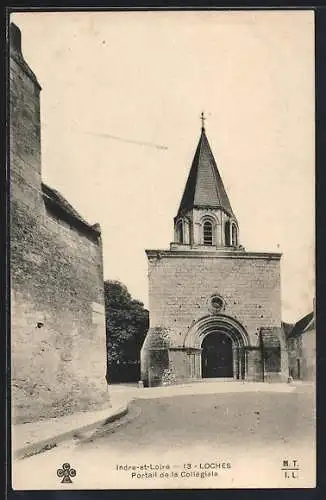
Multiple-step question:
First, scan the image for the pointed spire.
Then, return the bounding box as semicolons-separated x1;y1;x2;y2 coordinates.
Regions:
177;123;236;219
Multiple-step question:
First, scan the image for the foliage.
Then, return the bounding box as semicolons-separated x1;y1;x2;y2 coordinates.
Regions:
104;280;149;382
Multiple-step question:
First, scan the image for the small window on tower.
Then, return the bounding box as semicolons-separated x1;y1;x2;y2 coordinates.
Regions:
203;221;213;245
225;221;230;246
176;220;183;243
231;224;238;246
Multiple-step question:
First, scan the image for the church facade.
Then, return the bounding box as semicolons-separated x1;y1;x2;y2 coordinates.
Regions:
141;121;288;386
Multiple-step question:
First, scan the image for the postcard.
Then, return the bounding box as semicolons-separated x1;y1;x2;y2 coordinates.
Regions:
9;9;315;489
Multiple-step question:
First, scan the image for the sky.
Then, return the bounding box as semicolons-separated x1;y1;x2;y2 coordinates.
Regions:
11;10;315;323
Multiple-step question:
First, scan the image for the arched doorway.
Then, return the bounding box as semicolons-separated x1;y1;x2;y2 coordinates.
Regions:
202;332;233;378
184;314;250;380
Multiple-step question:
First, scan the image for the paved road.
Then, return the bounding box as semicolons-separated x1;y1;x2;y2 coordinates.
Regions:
13;385;315;489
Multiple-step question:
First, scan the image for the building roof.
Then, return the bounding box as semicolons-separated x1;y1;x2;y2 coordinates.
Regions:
42;183;101;238
287;311;315;339
177;127;236;219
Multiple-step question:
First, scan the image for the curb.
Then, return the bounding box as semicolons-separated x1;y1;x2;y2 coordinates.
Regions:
14;402;129;460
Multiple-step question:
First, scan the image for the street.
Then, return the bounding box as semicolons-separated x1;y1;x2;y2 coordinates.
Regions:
12;384;316;489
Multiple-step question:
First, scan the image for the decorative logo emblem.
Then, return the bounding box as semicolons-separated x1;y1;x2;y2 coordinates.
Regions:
57;463;77;483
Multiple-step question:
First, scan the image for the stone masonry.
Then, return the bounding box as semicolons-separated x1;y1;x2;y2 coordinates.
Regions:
141;122;288;386
10;23;108;423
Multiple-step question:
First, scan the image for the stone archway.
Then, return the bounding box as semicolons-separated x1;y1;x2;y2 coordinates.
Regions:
184;315;250;380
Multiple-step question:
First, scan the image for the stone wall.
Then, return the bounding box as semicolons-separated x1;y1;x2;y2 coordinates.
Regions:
301;329;316;381
147;250;282;345
10;23;108;423
287;329;315;381
11;200;108;422
142;249;287;385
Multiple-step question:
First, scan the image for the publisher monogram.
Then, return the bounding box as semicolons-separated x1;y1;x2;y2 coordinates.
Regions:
282;459;300;479
57;463;77;484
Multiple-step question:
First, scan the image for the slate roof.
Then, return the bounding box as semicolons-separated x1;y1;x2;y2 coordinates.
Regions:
177;127;236;219
42;183;101;237
287;312;314;339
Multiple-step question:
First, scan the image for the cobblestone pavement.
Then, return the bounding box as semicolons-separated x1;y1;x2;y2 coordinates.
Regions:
12;384;315;490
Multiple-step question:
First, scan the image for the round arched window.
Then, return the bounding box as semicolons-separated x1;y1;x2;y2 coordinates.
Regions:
231;224;238;246
225;221;231;246
203;221;213;245
176;220;183;244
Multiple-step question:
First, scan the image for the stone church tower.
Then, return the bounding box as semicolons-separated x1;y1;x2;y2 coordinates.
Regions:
141;118;288;386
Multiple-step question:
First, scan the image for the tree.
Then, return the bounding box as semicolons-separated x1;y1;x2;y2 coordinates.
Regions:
104;280;149;383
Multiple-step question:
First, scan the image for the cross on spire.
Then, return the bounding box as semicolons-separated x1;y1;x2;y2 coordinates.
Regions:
200;111;206;131
176;116;236;220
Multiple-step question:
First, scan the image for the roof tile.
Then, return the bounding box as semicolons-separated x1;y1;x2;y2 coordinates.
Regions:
177;128;235;218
